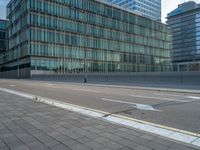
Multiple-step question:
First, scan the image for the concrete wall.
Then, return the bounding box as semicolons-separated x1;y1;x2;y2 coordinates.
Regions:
0;68;30;78
31;71;200;86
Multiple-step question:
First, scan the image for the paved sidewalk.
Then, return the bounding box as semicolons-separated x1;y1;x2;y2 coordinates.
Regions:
0;91;198;150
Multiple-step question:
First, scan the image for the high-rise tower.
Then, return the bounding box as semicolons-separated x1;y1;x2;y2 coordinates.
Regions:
103;0;161;21
167;1;200;71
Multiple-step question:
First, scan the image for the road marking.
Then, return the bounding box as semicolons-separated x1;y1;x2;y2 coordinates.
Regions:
101;98;160;111
47;84;55;86
74;88;101;93
153;93;186;97
154;93;200;100
193;138;200;147
101;98;138;105
0;87;199;148
9;85;16;87
187;96;200;100
42;82;101;93
105;115;198;144
132;104;159;111
130;95;191;102
38;84;101;93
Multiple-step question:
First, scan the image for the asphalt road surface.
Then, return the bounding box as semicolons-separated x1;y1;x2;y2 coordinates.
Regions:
0;79;200;134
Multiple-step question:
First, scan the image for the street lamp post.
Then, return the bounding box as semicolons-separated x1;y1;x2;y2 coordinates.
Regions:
84;51;87;83
17;50;19;78
84;12;87;83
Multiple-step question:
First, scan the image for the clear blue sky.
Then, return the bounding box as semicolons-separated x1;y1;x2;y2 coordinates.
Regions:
1;0;200;23
0;0;8;19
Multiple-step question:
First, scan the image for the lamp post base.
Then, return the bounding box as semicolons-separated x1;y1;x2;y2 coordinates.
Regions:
84;77;87;83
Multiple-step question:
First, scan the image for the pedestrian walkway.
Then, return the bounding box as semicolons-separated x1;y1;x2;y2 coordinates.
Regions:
0;91;198;150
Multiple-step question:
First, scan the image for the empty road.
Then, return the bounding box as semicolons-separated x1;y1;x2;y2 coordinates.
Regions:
0;79;200;134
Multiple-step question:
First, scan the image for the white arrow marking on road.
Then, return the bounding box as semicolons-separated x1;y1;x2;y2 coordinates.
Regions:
101;98;160;111
47;84;55;86
132;104;159;111
187;96;200;100
130;95;190;103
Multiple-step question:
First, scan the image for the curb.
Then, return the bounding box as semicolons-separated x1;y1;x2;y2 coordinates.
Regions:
84;83;200;94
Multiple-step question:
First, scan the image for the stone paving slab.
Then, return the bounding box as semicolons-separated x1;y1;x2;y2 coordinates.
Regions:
0;91;198;150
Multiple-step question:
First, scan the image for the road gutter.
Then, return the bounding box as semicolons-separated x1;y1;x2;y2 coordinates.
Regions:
0;87;200;148
84;83;200;94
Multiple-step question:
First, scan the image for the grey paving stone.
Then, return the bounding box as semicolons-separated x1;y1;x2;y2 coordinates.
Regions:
120;139;138;149
101;148;112;150
48;132;70;142
50;144;71;150
66;131;83;139
85;141;106;150
134;145;152;150
17;135;37;144
100;132;122;142
118;147;132;150
76;130;90;136
0;128;12;135
94;137;110;144
12;145;31;150
27;141;50;150
62;138;80;146
94;125;106;129
85;132;100;139
106;141;123;149
124;129;142;137
141;141;168;150
140;134;155;141
39;136;60;147
76;136;92;144
2;135;20;144
117;127;129;132
70;143;91;150
150;137;175;147
6;140;29;150
89;128;102;134
0;145;10;150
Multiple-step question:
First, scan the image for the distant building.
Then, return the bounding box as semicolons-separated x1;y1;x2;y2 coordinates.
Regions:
167;1;200;71
102;0;161;21
0;0;171;78
0;19;7;54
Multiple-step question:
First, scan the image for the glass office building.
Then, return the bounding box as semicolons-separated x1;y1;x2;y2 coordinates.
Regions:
167;1;200;71
0;19;7;54
102;0;161;21
0;0;171;77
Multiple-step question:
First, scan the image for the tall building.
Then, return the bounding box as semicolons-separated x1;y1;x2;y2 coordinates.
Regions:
102;0;161;21
167;1;200;72
0;19;7;54
0;0;171;78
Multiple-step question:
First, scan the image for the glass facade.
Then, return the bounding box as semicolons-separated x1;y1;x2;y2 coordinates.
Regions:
0;0;172;75
103;0;161;21
0;19;7;54
167;2;200;71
